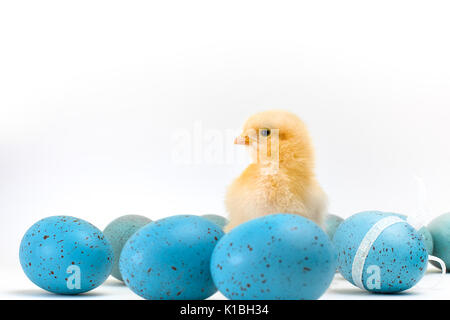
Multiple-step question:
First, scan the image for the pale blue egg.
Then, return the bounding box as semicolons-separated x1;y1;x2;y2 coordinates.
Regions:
103;215;152;281
19;216;113;294
428;212;450;272
201;214;228;229
119;215;224;300
333;211;428;293
418;226;434;256
210;214;336;300
325;214;344;239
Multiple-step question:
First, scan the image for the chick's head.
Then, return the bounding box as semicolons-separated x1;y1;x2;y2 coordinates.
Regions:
235;110;314;169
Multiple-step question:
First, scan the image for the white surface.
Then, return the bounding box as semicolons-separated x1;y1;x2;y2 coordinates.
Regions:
1;1;450;299
1;265;449;300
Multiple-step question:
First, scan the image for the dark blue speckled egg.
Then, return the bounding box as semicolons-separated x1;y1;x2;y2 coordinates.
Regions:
103;215;152;281
19;216;113;294
119;215;224;300
333;211;428;293
210;214;337;300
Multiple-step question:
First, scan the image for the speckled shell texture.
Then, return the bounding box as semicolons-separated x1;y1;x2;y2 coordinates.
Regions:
333;211;428;293
201;214;228;229
210;214;337;300
428;212;450;272
119;215;224;300
19;216;113;294
324;214;344;239
103;215;152;281
375;213;434;256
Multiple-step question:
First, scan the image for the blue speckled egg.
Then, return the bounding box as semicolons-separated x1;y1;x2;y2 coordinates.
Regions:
19;216;113;294
103;215;152;281
376;213;434;256
325;214;344;239
379;213;433;255
210;214;337;300
201;214;228;229
333;211;428;293
428;213;450;272
119;215;224;300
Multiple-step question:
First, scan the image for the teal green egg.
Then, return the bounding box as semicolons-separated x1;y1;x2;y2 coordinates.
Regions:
103;215;152;281
325;214;344;239
418;226;434;255
428;213;450;272
201;214;228;229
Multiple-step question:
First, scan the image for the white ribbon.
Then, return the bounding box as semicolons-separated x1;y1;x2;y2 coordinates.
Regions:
351;216;405;290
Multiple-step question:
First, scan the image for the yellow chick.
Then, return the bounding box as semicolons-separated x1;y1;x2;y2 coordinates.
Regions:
224;110;327;232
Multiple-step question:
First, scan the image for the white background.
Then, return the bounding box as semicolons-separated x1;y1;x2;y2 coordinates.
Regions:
1;0;450;299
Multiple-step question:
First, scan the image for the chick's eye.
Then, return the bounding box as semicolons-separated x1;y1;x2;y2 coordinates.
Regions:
260;128;271;137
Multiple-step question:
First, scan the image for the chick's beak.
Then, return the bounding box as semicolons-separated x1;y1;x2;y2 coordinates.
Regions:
234;135;249;145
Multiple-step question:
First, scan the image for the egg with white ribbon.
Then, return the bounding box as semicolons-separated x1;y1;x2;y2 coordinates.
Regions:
333;211;428;293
